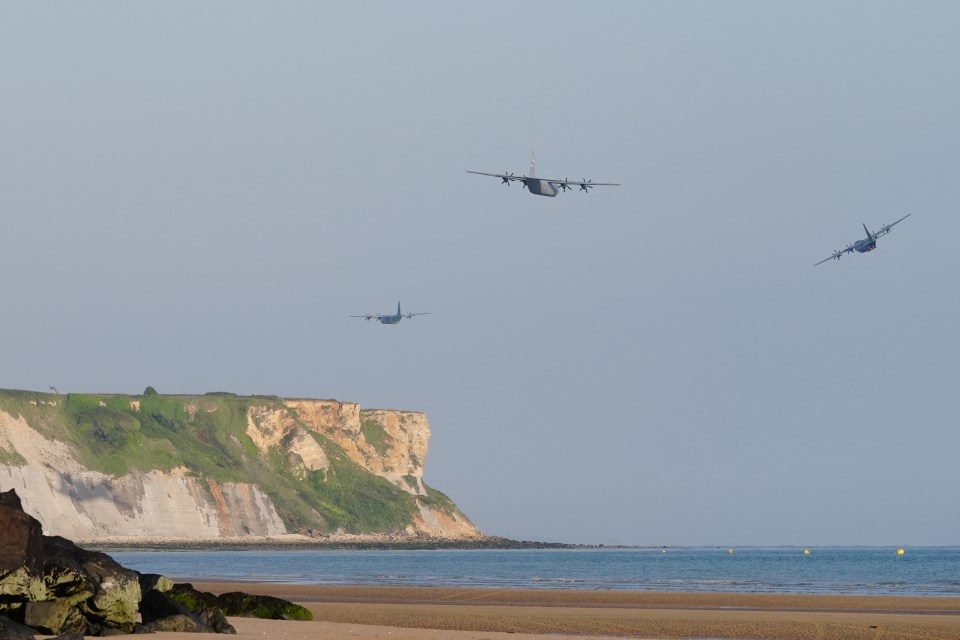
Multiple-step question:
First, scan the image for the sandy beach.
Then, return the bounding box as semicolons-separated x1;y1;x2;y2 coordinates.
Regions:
119;581;960;640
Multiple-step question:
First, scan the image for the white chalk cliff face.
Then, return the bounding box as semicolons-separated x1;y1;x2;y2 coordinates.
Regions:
0;394;481;541
0;410;286;541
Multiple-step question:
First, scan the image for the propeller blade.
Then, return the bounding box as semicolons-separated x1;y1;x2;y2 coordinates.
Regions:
579;178;593;192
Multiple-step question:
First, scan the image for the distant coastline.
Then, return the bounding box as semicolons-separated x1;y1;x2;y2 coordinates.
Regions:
80;535;628;552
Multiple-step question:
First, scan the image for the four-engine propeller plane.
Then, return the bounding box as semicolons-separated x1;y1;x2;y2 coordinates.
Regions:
350;302;430;325
467;151;619;197
814;214;911;266
351;167;917;320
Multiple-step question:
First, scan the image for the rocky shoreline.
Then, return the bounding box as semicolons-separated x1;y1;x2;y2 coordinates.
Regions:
0;488;313;637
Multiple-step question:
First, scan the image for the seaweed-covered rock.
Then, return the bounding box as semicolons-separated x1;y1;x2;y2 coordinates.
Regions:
40;535;141;631
165;583;220;611
216;592;312;621
144;614;207;633
139;589;235;635
1;487;308;636
23;599;87;635
139;589;200;624
0;491;44;602
138;573;174;594
0;489;141;634
167;583;311;621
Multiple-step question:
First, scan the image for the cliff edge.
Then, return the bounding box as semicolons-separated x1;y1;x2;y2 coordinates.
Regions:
0;389;482;542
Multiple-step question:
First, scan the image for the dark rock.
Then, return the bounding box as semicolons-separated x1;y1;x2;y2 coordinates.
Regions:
0;493;43;576
196;608;236;634
0;488;140;635
151;585;237;632
139;589;195;622
139;590;218;633
40;535;140;631
81;620;133;637
137;574;173;594
167;583;311;621
23;600;87;635
142;615;207;633
0;603;23;621
0;489;23;511
216;592;312;621
1;488;288;635
0;615;35;640
165;583;219;612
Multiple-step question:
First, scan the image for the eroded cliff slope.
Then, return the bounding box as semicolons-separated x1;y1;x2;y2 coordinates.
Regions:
0;389;481;542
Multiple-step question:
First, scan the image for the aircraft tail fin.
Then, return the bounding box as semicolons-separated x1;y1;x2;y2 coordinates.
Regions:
529;149;536;177
397;301;401;316
863;223;872;238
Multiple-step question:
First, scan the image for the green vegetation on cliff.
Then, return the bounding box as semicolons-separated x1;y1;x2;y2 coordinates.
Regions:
360;419;393;456
0;389;464;536
304;437;416;532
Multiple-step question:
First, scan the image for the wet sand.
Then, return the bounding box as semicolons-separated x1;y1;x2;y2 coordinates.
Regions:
164;582;960;640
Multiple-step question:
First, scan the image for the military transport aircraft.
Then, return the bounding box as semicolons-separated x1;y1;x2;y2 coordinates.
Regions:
467;151;619;197
814;214;911;266
350;302;430;324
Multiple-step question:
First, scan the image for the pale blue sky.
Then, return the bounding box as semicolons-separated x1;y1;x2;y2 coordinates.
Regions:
2;2;958;545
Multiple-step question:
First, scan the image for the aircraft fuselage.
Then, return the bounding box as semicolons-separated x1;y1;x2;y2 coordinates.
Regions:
523;178;558;197
378;315;402;324
853;238;877;253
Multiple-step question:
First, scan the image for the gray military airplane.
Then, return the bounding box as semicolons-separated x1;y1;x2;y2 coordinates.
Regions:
350;302;430;325
467;151;619;197
814;214;911;266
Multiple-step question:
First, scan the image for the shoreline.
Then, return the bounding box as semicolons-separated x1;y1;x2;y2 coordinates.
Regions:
78;536;620;552
181;582;960;640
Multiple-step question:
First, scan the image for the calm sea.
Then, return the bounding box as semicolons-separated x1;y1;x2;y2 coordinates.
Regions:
108;547;960;597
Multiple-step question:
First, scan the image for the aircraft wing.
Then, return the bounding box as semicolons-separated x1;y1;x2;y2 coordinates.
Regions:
466;170;525;183
874;213;911;238
350;314;379;321
403;312;431;318
544;177;621;192
466;171;620;190
814;246;854;266
547;178;620;187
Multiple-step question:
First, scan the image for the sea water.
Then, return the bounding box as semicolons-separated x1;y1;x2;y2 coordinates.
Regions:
109;547;960;596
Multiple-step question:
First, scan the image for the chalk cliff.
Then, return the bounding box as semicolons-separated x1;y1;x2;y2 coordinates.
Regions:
0;390;481;542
